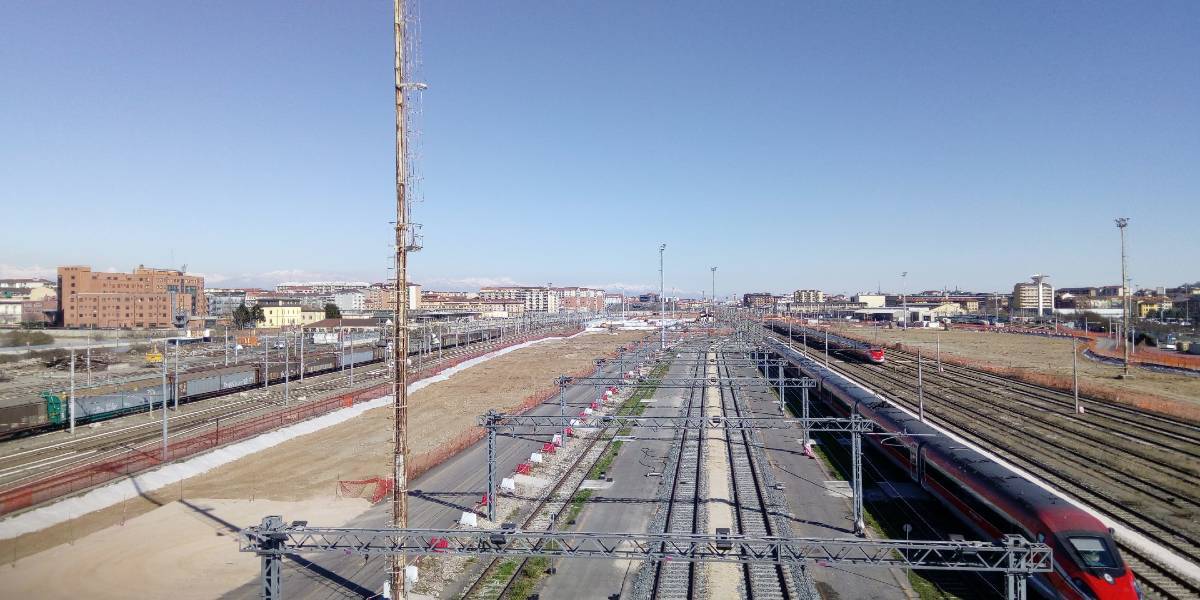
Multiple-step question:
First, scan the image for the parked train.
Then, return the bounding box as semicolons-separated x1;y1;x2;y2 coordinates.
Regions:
768;322;885;363
767;337;1139;600
0;325;510;439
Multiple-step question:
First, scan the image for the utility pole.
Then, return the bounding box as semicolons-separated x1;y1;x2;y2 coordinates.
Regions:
917;348;924;422
659;243;667;349
69;349;76;435
901;272;908;330
391;0;415;594
1072;336;1080;414
161;344;168;461
173;342;180;411
1116;218;1130;377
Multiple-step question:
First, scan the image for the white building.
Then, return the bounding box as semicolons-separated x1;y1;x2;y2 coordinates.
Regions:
333;290;366;313
1012;275;1054;316
793;289;825;304
480;286;560;313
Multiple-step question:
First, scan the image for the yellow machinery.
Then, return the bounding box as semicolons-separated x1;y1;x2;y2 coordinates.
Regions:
144;345;164;365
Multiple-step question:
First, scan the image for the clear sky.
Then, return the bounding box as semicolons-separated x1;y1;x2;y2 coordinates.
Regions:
3;1;1197;298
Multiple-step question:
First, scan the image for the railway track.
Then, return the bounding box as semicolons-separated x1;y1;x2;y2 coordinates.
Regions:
772;329;1200;599
460;347;670;600
715;353;793;600
0;332;542;498
650;353;706;600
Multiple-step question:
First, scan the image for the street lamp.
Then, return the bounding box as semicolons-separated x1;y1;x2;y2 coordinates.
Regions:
901;272;908;330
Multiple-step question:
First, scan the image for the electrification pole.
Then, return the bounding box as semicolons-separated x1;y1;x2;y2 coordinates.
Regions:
1115;218;1130;377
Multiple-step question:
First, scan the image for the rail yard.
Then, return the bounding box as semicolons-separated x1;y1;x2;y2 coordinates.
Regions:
3;311;1198;599
4;2;1197;599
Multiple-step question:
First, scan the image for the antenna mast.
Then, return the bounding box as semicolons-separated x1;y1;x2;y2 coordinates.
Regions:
391;0;412;595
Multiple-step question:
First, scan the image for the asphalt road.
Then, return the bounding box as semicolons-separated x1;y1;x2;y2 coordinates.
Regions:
221;348;640;600
535;347;702;599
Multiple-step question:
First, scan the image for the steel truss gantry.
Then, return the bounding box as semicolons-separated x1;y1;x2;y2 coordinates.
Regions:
478;409;878;529
240;518;1050;600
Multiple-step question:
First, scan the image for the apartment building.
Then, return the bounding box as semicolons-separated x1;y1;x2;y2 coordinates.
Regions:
554;287;605;313
363;283;421;311
792;289;825;304
480;286;560;313
1011;276;1054;316
58;265;206;329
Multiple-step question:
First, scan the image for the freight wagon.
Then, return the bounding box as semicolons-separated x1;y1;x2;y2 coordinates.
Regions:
1;327;500;439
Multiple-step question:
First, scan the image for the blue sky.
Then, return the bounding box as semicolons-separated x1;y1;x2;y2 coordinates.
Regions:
3;2;1197;298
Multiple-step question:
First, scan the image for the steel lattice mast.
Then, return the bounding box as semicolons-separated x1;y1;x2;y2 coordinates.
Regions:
391;0;411;596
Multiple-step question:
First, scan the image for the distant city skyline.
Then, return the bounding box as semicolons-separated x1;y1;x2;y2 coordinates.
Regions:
3;2;1197;297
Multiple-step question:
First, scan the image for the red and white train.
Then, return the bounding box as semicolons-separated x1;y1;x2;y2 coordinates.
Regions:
770;338;1140;599
769;323;886;364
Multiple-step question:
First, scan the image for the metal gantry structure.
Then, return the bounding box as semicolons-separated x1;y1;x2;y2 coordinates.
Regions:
238;329;1053;600
241;517;1051;600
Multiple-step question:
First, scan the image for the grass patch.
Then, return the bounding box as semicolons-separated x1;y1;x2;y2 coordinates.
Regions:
564;489;593;524
588;441;623;479
489;560;519;585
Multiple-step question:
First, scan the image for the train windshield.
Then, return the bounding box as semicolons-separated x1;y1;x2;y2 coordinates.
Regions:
1068;536;1118;569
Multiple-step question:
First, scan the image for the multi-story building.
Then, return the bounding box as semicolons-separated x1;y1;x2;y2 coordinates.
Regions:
333;291;366;313
364;283;422;311
276;281;370;295
1011;275;1054;316
793;289;825;304
204;289;247;316
420;295;525;318
255;299;304;329
0;278;54;293
554;287;605;313
742;293;775;308
58;265;205;329
480;286;560;313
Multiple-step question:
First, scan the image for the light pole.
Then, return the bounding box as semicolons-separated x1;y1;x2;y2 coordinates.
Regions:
659;243;666;349
901;272;908;330
711;267;717;315
1115;218;1130;377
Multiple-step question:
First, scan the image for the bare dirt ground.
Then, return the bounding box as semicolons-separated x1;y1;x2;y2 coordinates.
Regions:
1;497;370;600
0;331;646;597
832;324;1200;408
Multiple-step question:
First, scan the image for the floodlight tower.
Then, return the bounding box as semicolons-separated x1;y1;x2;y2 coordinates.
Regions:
1115;218;1130;377
659;244;667;349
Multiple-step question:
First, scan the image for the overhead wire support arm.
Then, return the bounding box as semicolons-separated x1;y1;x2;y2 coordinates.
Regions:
241;519;1050;599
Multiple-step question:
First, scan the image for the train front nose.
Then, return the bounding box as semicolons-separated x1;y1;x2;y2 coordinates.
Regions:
869;348;885;363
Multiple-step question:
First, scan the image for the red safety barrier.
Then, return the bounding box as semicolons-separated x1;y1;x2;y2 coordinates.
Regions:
0;326;585;517
542;442;557;454
515;463;532;475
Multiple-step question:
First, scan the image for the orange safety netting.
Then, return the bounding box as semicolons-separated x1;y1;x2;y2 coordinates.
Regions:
337;477;395;504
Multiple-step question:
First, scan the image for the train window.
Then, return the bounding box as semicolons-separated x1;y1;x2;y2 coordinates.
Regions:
1068;536;1118;569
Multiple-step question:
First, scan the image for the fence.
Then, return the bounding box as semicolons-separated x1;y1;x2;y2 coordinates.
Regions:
0;326;582;516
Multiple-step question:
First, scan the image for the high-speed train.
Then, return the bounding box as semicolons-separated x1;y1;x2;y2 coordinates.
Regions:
768;337;1139;599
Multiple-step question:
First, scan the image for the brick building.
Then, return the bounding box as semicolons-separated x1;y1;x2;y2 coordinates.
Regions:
57;265;206;329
